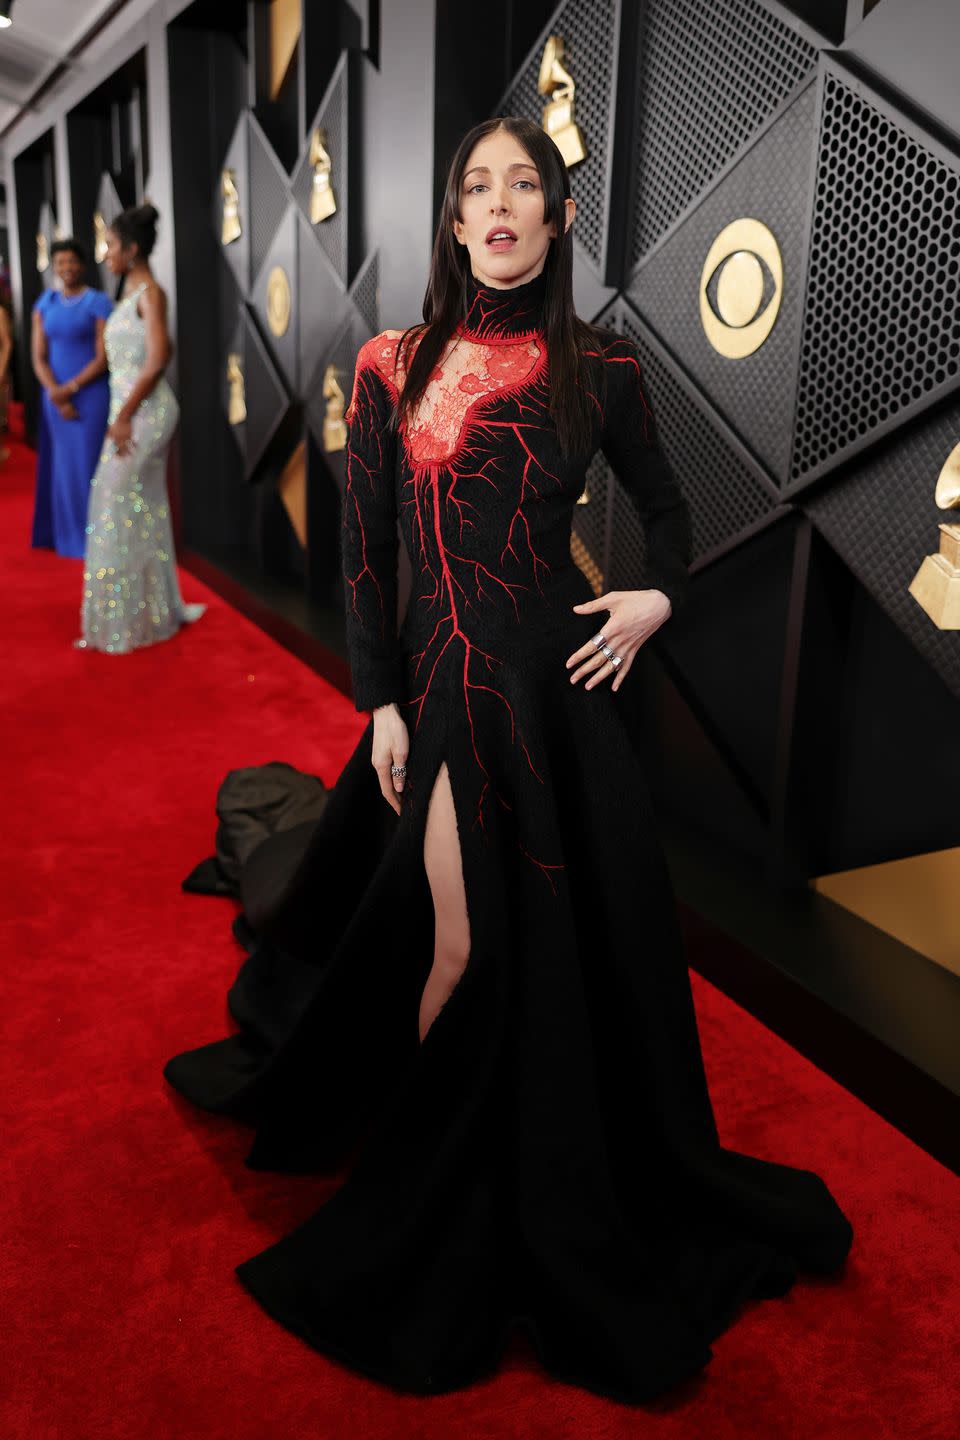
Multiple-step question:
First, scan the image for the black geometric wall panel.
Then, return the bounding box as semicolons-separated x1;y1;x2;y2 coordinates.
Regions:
588;298;782;591
37;200;58;292
351;248;380;335
621;302;783;572
252;203;300;391
304;303;373;478
630;0;818;270
497;0;620;276
788;57;960;491
238;304;290;481
628;78;818;487
803;394;960;700
96;172;122;294
222;308;245;460
297;214;352;392
291;50;350;287
216;113;250;295
571;451;613;583
247;112;291;287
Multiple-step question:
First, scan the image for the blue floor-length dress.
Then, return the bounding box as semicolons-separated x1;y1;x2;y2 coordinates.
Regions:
31;286;113;559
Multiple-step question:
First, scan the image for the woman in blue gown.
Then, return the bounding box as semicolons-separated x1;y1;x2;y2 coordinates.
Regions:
31;239;113;558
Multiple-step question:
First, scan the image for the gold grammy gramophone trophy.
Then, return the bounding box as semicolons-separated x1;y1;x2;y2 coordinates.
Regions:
226;352;247;426
36;231;50;273
323;365;348;452
309;128;337;224
909;442;960;628
93;211;108;264
221;169;242;245
537;35;587;169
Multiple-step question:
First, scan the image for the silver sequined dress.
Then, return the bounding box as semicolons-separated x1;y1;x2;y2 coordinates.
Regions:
79;279;204;653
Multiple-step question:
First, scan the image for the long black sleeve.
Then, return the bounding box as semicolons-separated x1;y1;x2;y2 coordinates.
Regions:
341;340;405;712
599;336;692;614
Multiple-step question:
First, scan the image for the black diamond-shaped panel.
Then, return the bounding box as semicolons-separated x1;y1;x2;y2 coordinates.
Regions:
630;0;817;271
803;395;960;700
620;306;782;575
215;111;250;295
303;304;373;487
239;303;290;481
594;299;781;585
571;451;614;585
96;172;122;294
297;213;352;393
350;249;380;335
37;200;58;292
628;79;818;487
788;59;960;490
252;203;300;390
291;50;349;286
222;307;245;460
497;0;619;276
248;112;291;288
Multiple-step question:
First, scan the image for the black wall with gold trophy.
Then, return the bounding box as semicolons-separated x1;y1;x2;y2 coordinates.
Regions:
485;0;959;885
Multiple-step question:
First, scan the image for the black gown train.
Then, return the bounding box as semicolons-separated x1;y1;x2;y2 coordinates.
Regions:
165;269;853;1403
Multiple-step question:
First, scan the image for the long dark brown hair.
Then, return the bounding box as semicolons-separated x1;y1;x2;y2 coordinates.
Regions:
395;116;604;459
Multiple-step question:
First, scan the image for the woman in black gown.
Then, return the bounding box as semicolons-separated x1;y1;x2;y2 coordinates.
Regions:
165;116;852;1403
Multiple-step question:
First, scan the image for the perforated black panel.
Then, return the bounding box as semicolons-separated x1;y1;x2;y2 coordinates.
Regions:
304;306;372;483
96;172;122;295
789;62;960;488
571;452;613;587
629;79;817;486
588;300;780;589
216;113;250;295
240;304;290;481
626;311;778;563
804;395;960;700
297;216;351;391
630;0;817;270
251;204;300;391
222;307;245;459
498;0;618;273
291;52;348;285
248;113;292;289
351;249;379;335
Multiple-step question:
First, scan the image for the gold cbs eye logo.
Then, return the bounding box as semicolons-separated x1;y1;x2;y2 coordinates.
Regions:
699;218;783;359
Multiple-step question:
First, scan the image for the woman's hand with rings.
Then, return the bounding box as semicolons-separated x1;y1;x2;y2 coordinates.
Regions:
566;588;671;692
107;417;134;456
372;701;409;815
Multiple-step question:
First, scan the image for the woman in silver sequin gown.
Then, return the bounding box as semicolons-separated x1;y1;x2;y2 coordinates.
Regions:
77;203;204;654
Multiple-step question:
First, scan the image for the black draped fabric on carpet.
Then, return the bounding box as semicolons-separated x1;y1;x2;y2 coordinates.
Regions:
165;269;853;1403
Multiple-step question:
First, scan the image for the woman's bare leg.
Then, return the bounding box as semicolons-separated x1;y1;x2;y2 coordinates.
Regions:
419;761;470;1042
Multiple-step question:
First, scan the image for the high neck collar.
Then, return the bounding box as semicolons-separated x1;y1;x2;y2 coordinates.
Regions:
459;268;547;341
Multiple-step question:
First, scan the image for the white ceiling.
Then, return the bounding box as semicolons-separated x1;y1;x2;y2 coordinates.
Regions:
0;0;124;135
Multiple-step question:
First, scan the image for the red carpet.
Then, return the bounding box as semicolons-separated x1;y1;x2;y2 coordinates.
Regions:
3;427;958;1440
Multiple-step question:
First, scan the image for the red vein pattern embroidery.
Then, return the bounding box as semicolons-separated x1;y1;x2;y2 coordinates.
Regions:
343;325;635;897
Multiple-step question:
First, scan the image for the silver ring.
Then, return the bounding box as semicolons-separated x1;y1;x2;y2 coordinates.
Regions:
600;643;614;659
390;763;407;777
592;632;606;649
610;655;623;669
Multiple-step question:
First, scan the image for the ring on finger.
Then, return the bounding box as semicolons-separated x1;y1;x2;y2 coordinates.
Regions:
390;763;407;777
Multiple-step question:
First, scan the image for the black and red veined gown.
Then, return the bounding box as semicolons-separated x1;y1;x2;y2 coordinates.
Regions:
165;268;852;1403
